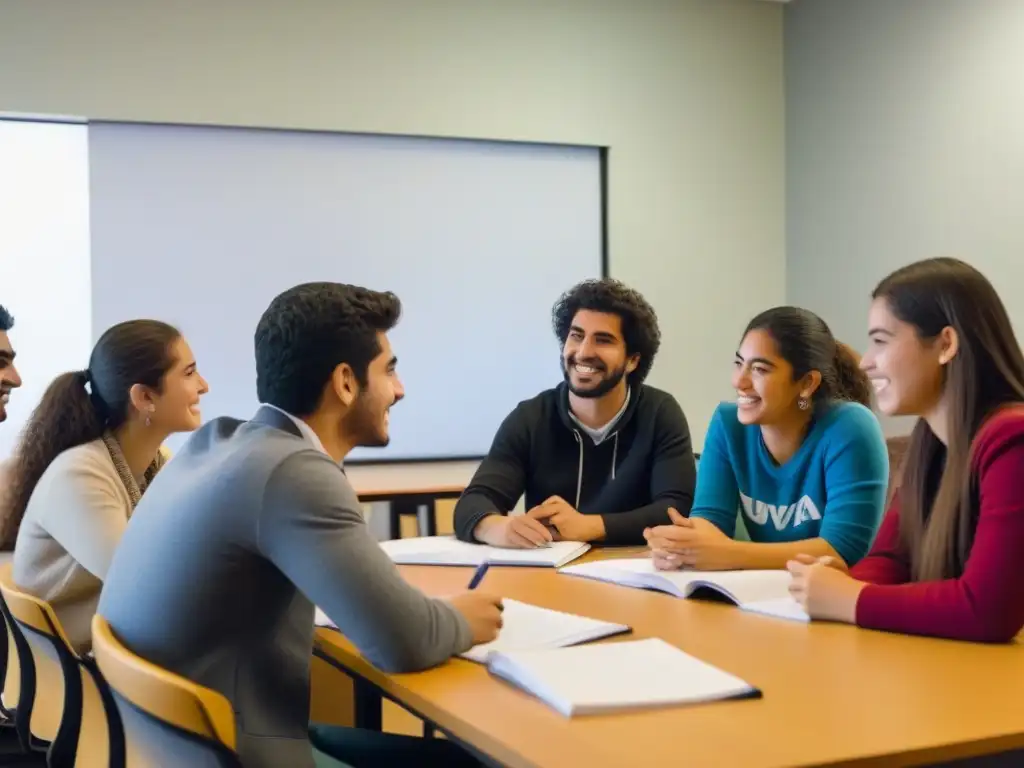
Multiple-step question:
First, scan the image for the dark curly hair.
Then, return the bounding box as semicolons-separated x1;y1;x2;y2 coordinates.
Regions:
255;282;401;416
1;319;181;550
552;278;661;387
0;304;13;332
743;306;872;409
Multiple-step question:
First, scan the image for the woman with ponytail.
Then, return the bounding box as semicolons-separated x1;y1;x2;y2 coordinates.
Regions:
789;259;1024;642
645;306;889;571
5;320;208;652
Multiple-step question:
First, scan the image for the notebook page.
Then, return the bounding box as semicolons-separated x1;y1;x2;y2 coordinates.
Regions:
691;570;794;606
741;597;810;623
488;637;756;717
460;599;629;663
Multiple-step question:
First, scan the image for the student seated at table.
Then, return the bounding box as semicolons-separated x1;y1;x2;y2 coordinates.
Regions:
645;307;889;571
4;320;207;653
788;258;1024;643
98;283;502;768
453;278;697;548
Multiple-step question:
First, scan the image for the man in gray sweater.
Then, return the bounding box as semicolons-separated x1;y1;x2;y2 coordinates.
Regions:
98;283;503;768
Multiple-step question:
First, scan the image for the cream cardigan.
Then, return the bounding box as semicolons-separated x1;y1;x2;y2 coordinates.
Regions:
11;440;167;654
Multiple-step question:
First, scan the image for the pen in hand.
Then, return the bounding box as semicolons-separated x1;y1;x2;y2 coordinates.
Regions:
467;561;491;590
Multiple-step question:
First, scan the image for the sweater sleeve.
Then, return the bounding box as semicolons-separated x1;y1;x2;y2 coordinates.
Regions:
38;454;129;580
817;407;889;566
453;405;530;542
600;395;697;544
688;406;741;537
849;501;910;585
259;452;472;673
855;417;1024;643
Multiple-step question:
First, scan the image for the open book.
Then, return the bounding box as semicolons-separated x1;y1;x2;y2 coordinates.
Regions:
560;558;809;622
459;599;630;663
380;535;590;568
314;599;630;664
486;637;761;717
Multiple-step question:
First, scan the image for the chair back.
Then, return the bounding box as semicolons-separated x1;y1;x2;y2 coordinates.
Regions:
91;614;241;768
0;564;114;766
885;435;911;504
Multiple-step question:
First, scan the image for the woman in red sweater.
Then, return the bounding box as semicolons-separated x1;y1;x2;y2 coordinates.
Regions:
788;257;1024;642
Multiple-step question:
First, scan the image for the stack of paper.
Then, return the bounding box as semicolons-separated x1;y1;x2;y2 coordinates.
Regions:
380;535;591;568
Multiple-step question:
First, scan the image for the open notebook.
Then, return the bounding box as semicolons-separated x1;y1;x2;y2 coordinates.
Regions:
314;599;630;663
380;535;590;568
459;599;630;663
486;637;761;717
560;558;809;622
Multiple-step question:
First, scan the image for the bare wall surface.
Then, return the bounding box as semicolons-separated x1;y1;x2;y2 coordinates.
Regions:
0;0;785;456
786;0;1024;434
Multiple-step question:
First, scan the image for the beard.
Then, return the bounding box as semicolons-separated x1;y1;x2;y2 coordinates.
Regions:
342;392;390;448
562;355;628;399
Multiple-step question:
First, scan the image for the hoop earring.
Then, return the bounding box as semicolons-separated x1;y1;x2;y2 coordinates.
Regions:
798;397;810;411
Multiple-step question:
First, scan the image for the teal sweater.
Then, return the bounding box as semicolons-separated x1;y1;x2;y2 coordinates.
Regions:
691;401;889;565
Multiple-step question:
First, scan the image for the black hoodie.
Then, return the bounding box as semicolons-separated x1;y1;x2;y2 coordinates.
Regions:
453;383;697;545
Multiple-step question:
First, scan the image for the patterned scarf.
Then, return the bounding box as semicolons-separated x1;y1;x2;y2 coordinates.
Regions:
101;432;166;513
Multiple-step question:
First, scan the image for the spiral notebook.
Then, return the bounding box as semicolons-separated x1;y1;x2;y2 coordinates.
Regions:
486;637;761;717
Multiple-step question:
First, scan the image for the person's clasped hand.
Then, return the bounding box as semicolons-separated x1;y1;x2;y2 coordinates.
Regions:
643;507;738;571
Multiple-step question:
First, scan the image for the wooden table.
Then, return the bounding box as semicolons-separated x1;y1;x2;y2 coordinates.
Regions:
315;549;1024;768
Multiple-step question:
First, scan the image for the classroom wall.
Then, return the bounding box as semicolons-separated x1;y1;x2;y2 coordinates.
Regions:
0;0;784;461
786;0;1024;435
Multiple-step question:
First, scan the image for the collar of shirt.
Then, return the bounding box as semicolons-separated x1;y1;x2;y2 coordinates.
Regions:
260;403;329;456
569;386;631;445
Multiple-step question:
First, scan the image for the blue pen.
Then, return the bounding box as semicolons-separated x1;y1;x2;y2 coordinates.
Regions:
468;561;490;590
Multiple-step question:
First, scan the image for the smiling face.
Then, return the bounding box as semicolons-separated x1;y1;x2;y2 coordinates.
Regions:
138;336;209;433
862;297;948;418
342;331;404;447
0;330;22;422
561;310;638;399
732;329;819;426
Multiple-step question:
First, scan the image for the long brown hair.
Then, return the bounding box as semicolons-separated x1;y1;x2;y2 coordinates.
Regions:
873;258;1024;581
1;320;181;550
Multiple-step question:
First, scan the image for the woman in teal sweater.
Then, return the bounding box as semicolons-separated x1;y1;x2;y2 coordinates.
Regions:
645;307;889;571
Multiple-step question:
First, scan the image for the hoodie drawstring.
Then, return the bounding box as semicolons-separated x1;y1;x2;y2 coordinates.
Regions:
573;430;584;509
574;430;620;508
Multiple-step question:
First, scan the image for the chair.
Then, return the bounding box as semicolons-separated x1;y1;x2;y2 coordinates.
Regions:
91;614;242;768
0;565;117;767
885;435;911;504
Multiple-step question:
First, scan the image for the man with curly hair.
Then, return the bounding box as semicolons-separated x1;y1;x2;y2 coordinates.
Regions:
454;278;696;547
